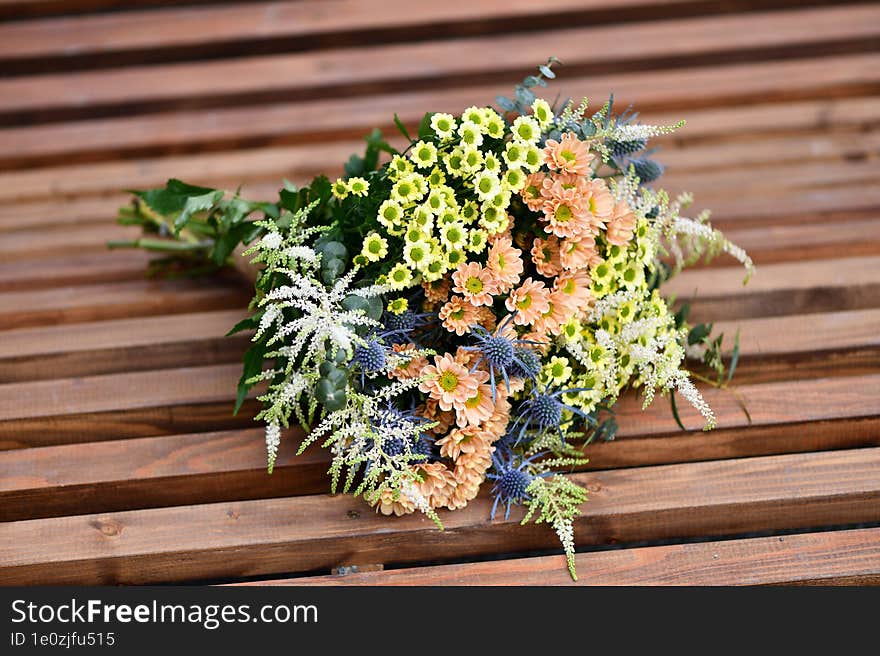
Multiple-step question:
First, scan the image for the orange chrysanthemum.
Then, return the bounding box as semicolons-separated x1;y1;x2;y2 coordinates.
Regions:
388;342;428;381
531;235;563;277
505;276;551;326
485;235;524;293
520;173;548;212
606;199;637;246
439;295;478;336
543;132;594;176
559;235;600;271
436;425;492;460
452;261;497;307
456;382;496;427
541;187;593;239
554;270;593;310
418;353;481;412
422;278;451;303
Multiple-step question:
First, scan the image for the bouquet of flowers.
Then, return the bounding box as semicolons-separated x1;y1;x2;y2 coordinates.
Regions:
114;60;752;578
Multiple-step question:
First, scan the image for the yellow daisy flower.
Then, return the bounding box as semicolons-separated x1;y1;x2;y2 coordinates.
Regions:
377;200;405;235
404;223;429;245
437;206;460;226
403;240;433;270
482;110;505;139
503;141;526;168
387;298;409;315
361;232;388;262
522;144;544;172
410;140;439;169
502;167;526;192
511;116;541;144
461;106;484;127
531;98;553;128
427;166;446;187
347;177;369;197
444;248;467;269
460;201;479;224
387;263;414;290
438;221;468;251
426;188;446;214
473;169;502;202
443;147;467;177
331;178;349;199
466;228;489;253
457;121;484;148
388;154;413;178
483;152;501;173
430;113;457;140
462;147;484;174
390;175;424;204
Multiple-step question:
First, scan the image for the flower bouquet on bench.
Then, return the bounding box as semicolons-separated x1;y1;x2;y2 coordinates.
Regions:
112;60;751;578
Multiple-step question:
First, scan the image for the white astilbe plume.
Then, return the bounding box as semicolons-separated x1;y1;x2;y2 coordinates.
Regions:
265;421;281;474
673;372;716;430
611;120;685;141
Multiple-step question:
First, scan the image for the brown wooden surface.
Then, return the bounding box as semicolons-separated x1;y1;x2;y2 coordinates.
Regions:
0;0;878;586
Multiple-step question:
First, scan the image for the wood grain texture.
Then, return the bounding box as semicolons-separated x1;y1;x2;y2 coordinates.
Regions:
1;448;878;584
0;310;248;382
0;279;251;331
2;0;878;587
279;528;880;586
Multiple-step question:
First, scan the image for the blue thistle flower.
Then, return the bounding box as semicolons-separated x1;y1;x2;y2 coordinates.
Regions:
353;339;386;373
510;386;595;444
487;451;549;520
382;309;431;344
462;315;542;398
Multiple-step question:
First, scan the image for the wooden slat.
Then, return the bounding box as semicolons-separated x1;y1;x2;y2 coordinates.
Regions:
0;222;137;261
2;0;775;25
3;374;879;520
1;447;878;584
0;310;248;382
0;429;328;522
0;278;251;330
284;528;880;585
0;38;878;129
3;91;878;172
717;218;880;265
0;249;155;291
665;255;880;321
0;0;772;64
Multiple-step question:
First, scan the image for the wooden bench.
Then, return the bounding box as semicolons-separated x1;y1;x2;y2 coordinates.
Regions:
1;0;878;585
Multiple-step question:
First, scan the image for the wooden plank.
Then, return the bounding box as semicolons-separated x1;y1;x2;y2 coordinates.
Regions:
3;374;879;520
1;21;878;127
0;249;155;291
1;0;772;25
0;222;138;261
0;278;251;330
284;528;880;586
0;429;328;522
0;0;773;64
3;91;877;172
717;218;880;265
665;255;880;321
0;310;248;382
708;308;880;384
1;447;878;584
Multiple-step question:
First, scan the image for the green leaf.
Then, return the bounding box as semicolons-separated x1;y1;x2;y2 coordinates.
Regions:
134;179;218;216
393;113;412;143
688;322;712;346
226;312;261;336
417;112;434;141
539;65;556;79
673;302;691;329
496;95;516;112
234;338;267;415
726;330;741;384
669;390;687;431
343;154;365;178
174;189;224;231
